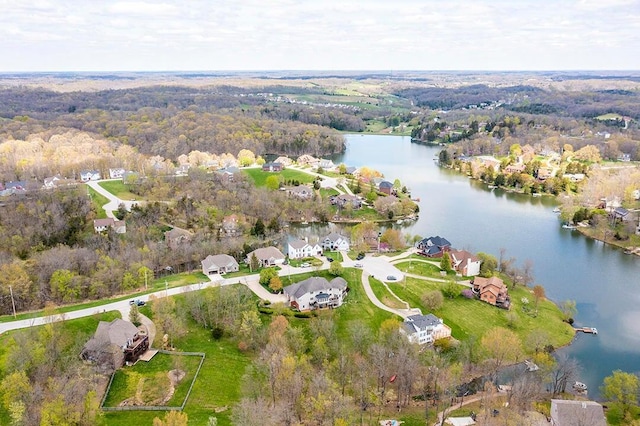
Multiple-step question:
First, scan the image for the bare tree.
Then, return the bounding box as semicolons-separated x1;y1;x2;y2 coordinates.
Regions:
551;353;580;396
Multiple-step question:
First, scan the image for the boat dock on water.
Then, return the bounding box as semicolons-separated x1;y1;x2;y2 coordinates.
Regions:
575;327;598;334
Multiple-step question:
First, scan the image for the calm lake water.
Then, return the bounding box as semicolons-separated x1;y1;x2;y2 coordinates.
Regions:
306;134;640;398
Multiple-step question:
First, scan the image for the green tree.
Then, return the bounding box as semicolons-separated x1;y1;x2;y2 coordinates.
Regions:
259;268;278;286
129;304;141;326
153;410;189;426
440;252;452;272
477;252;497;277
441;281;459;299
601;370;640;418
237;149;256;167
560;300;577;323
0;370;32;412
328;261;343;276
265;175;280;190
50;269;81;303
249;253;259;272
251;218;265;238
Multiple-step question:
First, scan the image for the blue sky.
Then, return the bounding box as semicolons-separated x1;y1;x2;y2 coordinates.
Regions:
1;0;639;71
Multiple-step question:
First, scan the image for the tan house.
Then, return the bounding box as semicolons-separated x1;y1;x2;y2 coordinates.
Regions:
201;254;239;275
245;246;286;268
164;227;192;250
472;276;510;308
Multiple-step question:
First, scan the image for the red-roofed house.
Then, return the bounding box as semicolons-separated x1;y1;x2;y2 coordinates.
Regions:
472;276;510;308
450;250;481;276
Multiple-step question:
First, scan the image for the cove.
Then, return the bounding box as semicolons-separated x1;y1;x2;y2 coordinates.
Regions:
321;134;640;398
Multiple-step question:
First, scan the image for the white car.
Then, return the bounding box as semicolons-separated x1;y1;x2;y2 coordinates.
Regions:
354;263;363;268
300;262;310;268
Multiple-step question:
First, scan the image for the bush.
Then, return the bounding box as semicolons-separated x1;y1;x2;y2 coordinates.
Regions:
294;311;314;318
211;327;224;340
422;290;444;311
461;289;475;299
257;306;274;315
442;281;460;299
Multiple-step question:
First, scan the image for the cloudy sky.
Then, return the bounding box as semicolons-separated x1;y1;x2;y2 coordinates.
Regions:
1;0;639;72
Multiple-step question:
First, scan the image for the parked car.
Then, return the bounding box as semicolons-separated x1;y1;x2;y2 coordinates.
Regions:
356;253;365;260
355;263;363;268
386;275;397;281
300;262;310;268
326;257;334;262
129;299;145;306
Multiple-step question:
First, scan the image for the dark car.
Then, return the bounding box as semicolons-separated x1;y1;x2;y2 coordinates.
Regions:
130;299;145;306
326;257;334;262
356;253;365;260
386;275;397;281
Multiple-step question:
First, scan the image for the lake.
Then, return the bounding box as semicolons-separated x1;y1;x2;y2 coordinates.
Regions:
313;134;640;398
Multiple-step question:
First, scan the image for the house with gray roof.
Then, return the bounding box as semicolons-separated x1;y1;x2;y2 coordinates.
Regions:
401;314;451;345
81;318;148;369
201;254;239;275
245;246;286;267
321;232;350;251
80;170;101;182
416;236;451;257
284;276;348;311
286;185;314;200
287;239;322;259
550;399;606;426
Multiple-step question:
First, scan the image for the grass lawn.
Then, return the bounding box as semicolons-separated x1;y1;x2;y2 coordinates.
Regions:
243;168;315;187
103;352;203;408
87;186;109;218
369;276;406;309
389;277;575;351
98;180;138;200
319;188;340;198
395;259;447;279
323;251;343;262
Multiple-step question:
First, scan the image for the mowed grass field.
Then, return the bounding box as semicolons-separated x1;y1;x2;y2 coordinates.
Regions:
243;168;315;187
384;276;575;351
98;180;138;200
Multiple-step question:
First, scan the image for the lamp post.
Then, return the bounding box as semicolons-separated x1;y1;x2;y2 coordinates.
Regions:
377;231;382;253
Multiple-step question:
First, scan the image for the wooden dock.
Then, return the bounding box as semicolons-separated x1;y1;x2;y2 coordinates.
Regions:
575;327;598;335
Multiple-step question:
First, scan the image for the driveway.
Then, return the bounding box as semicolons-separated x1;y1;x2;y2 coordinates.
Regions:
86;179;141;218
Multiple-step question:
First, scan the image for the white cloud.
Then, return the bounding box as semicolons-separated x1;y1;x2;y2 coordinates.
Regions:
0;0;638;71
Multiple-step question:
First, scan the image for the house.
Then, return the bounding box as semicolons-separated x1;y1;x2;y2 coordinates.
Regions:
221;214;243;236
318;159;334;170
331;194;362;209
175;164;190;176
262;162;283;172
416;236;451;258
618;153;631;162
536;167;554;180
287;239;322;259
81;318;149;369
287;185;313;200
564;173;585;182
632;189;640;200
245;246;286;268
321;232;350;251
612;207;632;222
378;180;393;195
5;181;28;192
401;314;452;345
43;175;61;189
296;154;319;167
345;166;357;175
164;227;192;249
215;166;240;183
80;170;101;182
476;156;501;172
504;164;525;174
284;276;348;311
274;156;293;167
472;276;510;308
550;399;606;426
201;254;239;275
449;250;481;276
109;168;125;179
93;218;126;234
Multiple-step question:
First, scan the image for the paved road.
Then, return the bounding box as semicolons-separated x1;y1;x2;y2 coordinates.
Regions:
86;179;141;218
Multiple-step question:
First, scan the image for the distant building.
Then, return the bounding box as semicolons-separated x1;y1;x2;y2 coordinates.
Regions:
109;168;125;179
93;218;126;234
164;227;192;249
80;170;101;182
262;162;283;172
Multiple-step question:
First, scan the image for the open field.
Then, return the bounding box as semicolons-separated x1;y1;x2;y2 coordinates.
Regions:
98;180;138;200
243;168;315;187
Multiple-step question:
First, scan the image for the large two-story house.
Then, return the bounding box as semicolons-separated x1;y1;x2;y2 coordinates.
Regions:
472;276;510;308
416;236;451;258
321;232;350;251
401;314;451;345
449;250;481;276
283;276;348;311
287;239;322;259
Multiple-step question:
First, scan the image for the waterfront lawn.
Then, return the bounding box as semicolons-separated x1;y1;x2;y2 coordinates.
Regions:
243;168;315;187
87;186;109;218
395;259;444;278
389;277;575;351
98;180;138;200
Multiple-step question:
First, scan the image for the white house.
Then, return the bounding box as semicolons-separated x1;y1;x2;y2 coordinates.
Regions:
80;170;101;182
245;246;286;268
287;239;322;259
109;168;125;179
401;314;451;345
93;218;126;234
283;276;348;311
321;232;350;251
201;254;239;275
43;175;61;189
449;250;481;277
